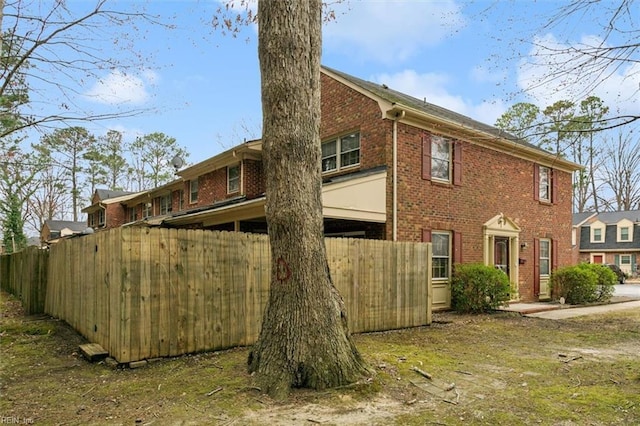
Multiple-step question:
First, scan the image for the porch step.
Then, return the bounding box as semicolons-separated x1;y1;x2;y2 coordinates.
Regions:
498;303;562;315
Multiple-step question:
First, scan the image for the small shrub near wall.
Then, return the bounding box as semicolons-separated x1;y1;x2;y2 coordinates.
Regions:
451;263;511;313
550;263;616;304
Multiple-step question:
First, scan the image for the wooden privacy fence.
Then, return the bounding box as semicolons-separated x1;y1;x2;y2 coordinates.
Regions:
23;227;430;364
0;246;48;315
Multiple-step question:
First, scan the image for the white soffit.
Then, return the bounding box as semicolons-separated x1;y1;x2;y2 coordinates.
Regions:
322;171;387;223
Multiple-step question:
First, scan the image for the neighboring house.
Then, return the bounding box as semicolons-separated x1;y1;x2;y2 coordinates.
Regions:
41;220;88;244
82;66;581;307
575;210;640;277
82;189;141;230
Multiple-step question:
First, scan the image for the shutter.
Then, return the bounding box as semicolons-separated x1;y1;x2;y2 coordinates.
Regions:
552;239;559;271
453;141;462;186
533;238;540;296
453;231;462;264
533;164;540;201
421;134;431;180
421;229;431;243
614;254;620;266
632;254;637;275
551;168;558;204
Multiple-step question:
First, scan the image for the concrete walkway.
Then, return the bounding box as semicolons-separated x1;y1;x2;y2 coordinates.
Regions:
524;300;640;319
499;282;640;319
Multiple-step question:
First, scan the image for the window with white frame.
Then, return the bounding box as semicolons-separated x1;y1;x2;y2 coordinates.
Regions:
160;194;172;215
143;203;151;218
539;239;551;276
592;227;603;242
228;164;240;193
321;132;360;173
619;226;630;241
431;136;451;182
189;179;198;204
128;207;137;222
432;231;451;279
538;166;551;202
620;255;631;265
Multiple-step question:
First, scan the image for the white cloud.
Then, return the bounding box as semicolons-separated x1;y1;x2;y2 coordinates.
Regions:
371;69;506;125
324;0;465;64
84;69;157;105
518;33;640;115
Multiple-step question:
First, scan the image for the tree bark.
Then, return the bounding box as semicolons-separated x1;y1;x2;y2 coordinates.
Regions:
247;0;368;399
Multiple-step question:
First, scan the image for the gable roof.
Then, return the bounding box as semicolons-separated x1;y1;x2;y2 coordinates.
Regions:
573;212;597;226
321;66;581;173
43;220;87;233
591;210;640;224
96;189;135;201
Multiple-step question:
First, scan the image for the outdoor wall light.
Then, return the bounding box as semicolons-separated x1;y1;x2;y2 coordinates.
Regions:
520;242;528;250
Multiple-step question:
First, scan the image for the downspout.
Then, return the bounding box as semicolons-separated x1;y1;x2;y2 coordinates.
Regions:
393;110;405;241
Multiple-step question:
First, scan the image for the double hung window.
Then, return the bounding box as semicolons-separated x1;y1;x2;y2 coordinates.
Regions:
321;133;360;173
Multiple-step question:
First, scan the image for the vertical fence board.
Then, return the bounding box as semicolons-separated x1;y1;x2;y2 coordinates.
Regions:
192;229;205;353
211;231;224;350
139;228;152;360
168;229;179;357
202;230;215;352
155;228;170;357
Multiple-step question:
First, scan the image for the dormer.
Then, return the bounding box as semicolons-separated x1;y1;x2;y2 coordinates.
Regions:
616;218;634;243
590;219;605;243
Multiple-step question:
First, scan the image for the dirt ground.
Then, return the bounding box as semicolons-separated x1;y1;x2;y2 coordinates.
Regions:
1;290;640;425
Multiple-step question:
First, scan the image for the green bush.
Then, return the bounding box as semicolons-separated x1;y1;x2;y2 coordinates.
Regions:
550;265;600;304
451;263;511;313
577;263;616;302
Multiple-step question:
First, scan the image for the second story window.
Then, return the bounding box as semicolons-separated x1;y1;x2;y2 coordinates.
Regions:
620;226;630;241
128;207;137;222
179;190;185;210
538;166;550;202
143;203;151;218
228;164;240;193
593;228;602;242
431;136;451;182
190;179;198;204
321;132;360;173
160;194;172;215
98;209;105;226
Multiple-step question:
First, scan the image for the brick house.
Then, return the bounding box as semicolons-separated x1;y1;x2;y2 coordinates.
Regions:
40;220;87;245
82;189;140;230
574;210;640;278
82;66;581;307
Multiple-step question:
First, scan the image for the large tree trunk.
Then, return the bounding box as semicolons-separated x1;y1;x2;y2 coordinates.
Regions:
247;0;368;399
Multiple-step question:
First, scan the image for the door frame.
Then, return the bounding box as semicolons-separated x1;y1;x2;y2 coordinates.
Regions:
483;214;521;301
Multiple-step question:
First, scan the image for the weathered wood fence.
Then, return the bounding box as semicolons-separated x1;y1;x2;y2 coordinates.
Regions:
0;246;48;314
2;228;431;363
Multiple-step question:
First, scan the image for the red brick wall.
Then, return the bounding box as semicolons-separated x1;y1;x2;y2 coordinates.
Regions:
320;73;575;302
320;73;392;172
244;159;265;198
394;124;574;301
105;203;127;229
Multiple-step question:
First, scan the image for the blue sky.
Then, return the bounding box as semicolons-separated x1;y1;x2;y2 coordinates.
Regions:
32;0;639;165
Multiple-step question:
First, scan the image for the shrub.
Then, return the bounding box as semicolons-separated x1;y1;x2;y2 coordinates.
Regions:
576;263;616;302
451;263;511;313
550;265;599;304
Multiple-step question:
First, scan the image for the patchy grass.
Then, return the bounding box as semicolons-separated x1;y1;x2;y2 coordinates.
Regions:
1;290;640;425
